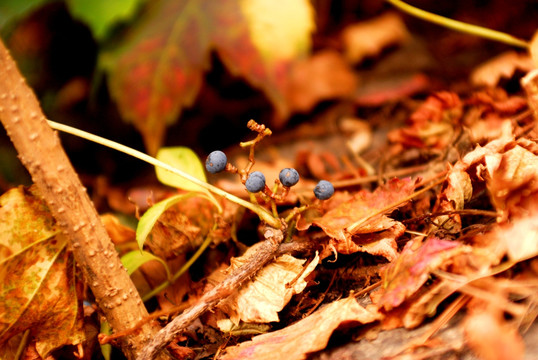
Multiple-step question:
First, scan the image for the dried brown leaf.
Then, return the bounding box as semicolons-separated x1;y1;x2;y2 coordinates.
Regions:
342;12;409;64
221;297;381;360
470;51;534;88
217;250;319;325
487;144;538;221
286;50;357;113
313;178;415;261
0;187;85;357
377;237;469;311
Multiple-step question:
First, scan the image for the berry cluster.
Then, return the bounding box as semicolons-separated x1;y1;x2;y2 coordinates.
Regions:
205;150;334;200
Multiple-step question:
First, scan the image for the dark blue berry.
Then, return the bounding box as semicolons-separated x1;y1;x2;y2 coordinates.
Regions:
279;168;299;187
314;180;334;200
245;171;266;193
205;151;227;174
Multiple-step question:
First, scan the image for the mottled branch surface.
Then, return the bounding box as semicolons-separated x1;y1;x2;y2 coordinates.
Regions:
138;226;285;360
0;40;167;360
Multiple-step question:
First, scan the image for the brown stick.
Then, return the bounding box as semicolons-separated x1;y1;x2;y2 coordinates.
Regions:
137;225;285;360
0;40;167;359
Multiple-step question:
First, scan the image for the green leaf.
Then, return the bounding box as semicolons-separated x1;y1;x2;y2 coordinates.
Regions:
99;321;112;360
66;0;144;41
0;0;50;29
155;147;222;210
121;250;171;280
136;193;196;249
155;147;207;192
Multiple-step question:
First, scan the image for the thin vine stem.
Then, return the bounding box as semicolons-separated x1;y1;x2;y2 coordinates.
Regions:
47;120;282;229
386;0;529;49
141;230;215;302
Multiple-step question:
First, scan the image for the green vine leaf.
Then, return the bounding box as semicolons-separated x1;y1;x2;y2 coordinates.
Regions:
155;146;221;209
120;249;172;281
66;0;144;41
136;193;196;249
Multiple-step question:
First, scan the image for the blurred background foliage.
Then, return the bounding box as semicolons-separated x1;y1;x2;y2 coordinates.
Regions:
1;0;537;191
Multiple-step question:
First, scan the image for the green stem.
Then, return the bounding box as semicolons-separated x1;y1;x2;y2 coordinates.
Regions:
47;120;281;229
141;231;214;302
386;0;529;49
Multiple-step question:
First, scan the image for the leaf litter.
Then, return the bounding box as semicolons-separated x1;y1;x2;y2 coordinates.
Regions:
3;2;538;359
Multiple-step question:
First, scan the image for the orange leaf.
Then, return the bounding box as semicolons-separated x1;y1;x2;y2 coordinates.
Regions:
342;12;409;64
313;178;415;261
377;237;468;311
221;297;381;360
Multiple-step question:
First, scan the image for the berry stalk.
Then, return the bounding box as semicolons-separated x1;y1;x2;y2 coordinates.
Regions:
46;120;282;229
386;0;529;49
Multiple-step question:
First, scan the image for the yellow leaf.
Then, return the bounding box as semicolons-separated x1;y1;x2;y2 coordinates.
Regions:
239;0;314;62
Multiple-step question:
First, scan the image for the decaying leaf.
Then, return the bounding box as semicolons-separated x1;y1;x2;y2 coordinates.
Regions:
104;0;314;154
487;143;538;221
389;92;462;150
342;12;409;64
377;237;470;311
433;133;514;230
313;178;415;261
221;297;381;360
0;187;85;358
216;245;319;325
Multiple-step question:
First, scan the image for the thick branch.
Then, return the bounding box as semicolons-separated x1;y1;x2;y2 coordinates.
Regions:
138;226;284;360
0;40;166;360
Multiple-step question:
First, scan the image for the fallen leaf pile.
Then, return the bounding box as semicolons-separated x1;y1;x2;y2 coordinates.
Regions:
2;2;538;360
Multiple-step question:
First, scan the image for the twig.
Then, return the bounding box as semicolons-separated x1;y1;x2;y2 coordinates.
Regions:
137;225;285;360
0;40;166;359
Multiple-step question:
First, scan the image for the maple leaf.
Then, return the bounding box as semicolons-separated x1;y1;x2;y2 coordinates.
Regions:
313;178;415;261
221;297;381;360
103;0;314;154
377;237;469;311
0;187;84;358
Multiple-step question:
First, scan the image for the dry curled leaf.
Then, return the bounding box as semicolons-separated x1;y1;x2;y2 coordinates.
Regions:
216;251;319;325
487;144;538;221
313;178;415;261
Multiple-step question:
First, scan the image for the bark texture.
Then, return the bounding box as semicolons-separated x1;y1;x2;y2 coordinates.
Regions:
0;39;166;360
